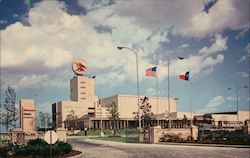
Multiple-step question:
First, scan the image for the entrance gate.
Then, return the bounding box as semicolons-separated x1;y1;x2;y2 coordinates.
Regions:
125;129;140;143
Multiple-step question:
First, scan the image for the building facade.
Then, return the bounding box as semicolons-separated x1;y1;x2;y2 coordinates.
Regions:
52;75;98;129
19;99;36;134
51;59;250;131
202;111;250;130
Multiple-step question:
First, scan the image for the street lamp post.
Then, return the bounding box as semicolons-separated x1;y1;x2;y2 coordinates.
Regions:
228;85;248;124
117;46;141;132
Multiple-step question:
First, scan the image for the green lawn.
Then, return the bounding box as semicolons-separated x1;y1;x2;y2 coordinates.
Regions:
90;136;138;143
77;129;126;136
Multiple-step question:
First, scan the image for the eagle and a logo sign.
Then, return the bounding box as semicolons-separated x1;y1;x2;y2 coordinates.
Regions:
72;58;87;75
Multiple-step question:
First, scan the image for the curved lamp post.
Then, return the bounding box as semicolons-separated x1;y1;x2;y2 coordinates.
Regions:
117;46;141;132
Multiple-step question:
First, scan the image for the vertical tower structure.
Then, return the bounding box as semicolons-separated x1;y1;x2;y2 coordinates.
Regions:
20;99;36;134
70;76;96;108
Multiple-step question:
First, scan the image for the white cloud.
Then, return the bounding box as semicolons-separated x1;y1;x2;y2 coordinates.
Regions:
1;1;169;89
226;96;238;101
179;44;189;49
238;43;250;62
198;96;225;113
77;0;112;11
99;0;250;38
157;34;227;80
199;34;228;56
236;71;249;78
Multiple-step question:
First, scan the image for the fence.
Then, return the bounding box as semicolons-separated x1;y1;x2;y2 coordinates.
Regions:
125;129;140;143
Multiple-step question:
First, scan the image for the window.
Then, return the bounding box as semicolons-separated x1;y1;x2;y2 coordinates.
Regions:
80;86;86;88
81;98;86;100
81;92;86;94
80;82;86;84
24;113;31;115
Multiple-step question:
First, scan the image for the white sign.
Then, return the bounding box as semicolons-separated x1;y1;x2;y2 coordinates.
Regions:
72;58;87;75
44;130;58;144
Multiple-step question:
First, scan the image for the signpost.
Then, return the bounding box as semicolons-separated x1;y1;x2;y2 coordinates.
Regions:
44;130;58;158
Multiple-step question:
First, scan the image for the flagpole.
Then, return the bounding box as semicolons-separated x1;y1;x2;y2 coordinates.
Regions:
168;56;171;130
190;79;193;126
156;65;159;126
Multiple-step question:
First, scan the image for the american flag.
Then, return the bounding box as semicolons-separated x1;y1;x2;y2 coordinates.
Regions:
146;66;157;77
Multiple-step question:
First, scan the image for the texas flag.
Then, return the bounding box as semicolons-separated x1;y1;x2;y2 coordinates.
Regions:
179;71;190;81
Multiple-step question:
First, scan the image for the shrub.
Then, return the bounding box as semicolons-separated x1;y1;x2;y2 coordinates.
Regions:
0;143;14;157
160;133;184;142
12;138;73;157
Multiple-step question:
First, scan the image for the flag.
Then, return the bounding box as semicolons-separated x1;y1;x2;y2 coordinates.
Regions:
146;66;157;77
179;71;189;81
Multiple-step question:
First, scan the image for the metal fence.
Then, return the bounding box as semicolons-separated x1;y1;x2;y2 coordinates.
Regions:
125;129;151;143
125;129;140;143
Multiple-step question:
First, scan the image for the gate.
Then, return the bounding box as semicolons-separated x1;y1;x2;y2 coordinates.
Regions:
141;130;150;143
125;129;151;143
125;129;140;143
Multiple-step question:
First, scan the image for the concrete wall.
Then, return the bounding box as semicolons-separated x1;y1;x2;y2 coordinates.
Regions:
150;126;198;144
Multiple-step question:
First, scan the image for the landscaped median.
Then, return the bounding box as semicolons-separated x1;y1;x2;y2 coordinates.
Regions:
75;129;140;143
89;136;138;143
76;129;126;136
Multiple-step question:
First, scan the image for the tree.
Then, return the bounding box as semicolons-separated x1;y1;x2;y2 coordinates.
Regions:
39;112;46;130
140;96;155;130
106;102;119;136
38;112;51;131
183;115;188;128
65;110;78;134
1;85;18;131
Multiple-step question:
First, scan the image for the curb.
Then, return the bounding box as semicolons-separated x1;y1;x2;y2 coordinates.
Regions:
158;142;250;148
67;151;84;158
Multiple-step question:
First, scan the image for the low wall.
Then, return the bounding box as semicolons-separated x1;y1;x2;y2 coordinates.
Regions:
150;126;198;144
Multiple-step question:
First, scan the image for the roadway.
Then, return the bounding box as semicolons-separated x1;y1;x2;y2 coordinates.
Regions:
68;137;250;158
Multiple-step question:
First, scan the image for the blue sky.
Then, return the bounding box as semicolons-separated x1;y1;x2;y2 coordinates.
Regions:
0;0;249;115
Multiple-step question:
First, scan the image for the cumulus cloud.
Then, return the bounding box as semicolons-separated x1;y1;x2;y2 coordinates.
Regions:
98;0;250;38
0;0;245;91
179;44;189;49
1;0;169;89
226;96;238;101
157;34;227;80
198;96;225;113
198;34;228;56
236;71;249;78
238;43;250;62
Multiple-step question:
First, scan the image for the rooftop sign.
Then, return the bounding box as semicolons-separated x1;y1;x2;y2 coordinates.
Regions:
72;58;87;75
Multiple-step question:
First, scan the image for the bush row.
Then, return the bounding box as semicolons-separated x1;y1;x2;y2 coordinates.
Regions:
0;138;72;158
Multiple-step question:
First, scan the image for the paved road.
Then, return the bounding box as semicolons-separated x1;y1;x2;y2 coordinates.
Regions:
68;137;250;158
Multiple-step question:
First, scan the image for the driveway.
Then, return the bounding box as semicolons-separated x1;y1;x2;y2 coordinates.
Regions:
68;137;250;158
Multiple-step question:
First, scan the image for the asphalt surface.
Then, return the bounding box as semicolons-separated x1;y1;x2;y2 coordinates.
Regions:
68;137;250;158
